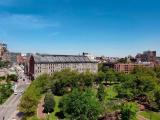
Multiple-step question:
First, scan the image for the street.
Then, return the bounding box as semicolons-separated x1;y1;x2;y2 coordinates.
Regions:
0;65;30;120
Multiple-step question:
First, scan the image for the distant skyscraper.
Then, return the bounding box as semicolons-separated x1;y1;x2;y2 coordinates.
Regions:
136;51;156;63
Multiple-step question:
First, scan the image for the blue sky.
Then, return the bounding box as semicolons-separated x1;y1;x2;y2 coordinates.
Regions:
0;0;160;57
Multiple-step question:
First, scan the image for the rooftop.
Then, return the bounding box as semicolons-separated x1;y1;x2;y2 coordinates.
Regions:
32;54;97;63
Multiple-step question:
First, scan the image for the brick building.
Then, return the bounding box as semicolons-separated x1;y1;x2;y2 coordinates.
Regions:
114;62;154;73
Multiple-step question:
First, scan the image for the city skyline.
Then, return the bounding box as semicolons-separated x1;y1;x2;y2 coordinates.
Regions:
0;0;160;57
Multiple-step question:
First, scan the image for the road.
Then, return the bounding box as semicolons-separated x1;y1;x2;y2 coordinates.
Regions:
0;66;30;120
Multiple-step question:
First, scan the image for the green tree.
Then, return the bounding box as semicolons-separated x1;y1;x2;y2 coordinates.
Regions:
116;74;157;100
0;60;10;68
154;86;160;109
60;89;102;120
7;74;18;82
132;66;156;78
51;80;66;96
116;73;134;83
19;74;48;117
50;69;80;95
80;71;95;87
97;84;105;101
44;92;55;113
118;58;128;63
96;71;106;84
98;63;108;72
121;102;139;120
154;66;160;80
0;83;13;104
105;69;116;84
19;91;38;116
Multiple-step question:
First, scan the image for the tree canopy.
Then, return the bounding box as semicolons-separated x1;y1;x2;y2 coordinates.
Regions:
44;92;55;113
60;89;103;120
121;102;139;120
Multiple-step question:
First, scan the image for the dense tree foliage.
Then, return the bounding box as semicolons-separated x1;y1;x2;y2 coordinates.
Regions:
0;60;10;68
97;83;105;101
148;86;160;110
44;92;55;113
154;66;160;80
80;71;95;87
117;57;128;63
96;71;106;84
0;83;13;104
98;63;108;72
19;66;160;119
115;66;160;111
19;74;49;117
0;76;5;81
19;90;38;116
50;69;80;96
121;102;139;120
105;69;116;84
7;74;18;82
50;69;95;96
60;89;103;120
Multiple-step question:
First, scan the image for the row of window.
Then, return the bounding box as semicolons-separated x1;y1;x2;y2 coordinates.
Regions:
36;67;97;74
37;65;96;70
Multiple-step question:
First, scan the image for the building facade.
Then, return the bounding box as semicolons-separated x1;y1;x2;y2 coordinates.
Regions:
114;62;154;74
0;43;10;61
27;54;98;79
17;54;28;65
9;52;21;63
0;43;7;58
136;51;156;63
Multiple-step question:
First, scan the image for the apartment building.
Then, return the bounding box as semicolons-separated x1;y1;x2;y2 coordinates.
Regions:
114;62;154;73
136;51;156;63
28;54;98;79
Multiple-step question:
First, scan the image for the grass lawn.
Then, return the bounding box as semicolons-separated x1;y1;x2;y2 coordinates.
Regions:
139;111;160;120
48;96;61;120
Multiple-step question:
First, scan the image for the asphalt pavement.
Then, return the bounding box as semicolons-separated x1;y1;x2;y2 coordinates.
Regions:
0;66;30;120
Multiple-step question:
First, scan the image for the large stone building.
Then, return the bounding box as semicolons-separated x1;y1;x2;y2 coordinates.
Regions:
27;54;98;79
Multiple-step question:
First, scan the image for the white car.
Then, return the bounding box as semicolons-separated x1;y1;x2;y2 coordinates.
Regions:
14;91;18;95
12;117;16;120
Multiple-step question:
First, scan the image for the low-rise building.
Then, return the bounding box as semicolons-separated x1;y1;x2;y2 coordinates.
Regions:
0;68;8;77
114;62;154;73
9;52;21;63
27;54;98;79
17;54;28;65
0;43;7;59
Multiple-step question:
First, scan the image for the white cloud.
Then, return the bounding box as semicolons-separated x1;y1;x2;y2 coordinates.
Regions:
0;14;60;29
